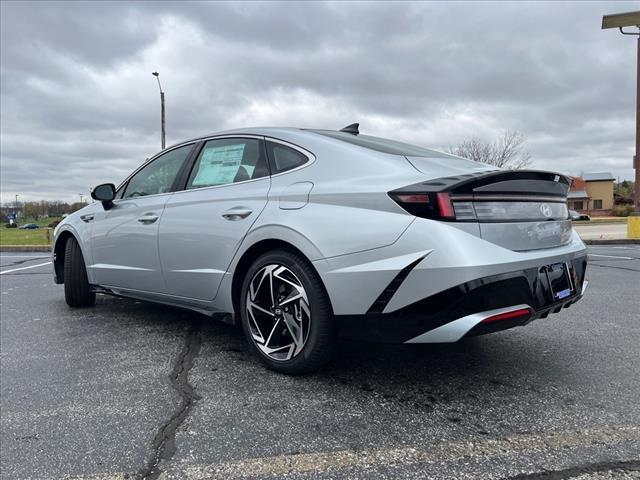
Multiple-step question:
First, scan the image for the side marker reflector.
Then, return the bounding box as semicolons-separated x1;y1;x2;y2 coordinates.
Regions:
482;308;531;324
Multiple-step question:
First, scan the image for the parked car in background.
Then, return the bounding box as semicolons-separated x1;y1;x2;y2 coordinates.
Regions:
52;125;588;374
19;223;39;229
569;210;591;221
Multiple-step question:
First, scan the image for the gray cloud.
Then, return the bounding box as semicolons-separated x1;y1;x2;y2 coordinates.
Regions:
0;0;637;203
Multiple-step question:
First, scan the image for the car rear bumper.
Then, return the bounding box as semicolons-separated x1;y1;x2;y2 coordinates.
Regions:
335;254;588;343
315;218;588;317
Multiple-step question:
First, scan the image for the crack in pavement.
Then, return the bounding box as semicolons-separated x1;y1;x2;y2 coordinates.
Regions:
1;258;45;268
503;459;640;479
588;263;640;273
135;321;203;480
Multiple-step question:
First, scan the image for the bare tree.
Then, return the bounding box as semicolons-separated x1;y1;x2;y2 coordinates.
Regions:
448;130;532;169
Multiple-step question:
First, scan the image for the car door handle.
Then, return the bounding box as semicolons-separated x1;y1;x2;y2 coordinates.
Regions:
80;214;94;223
137;213;159;224
222;207;253;220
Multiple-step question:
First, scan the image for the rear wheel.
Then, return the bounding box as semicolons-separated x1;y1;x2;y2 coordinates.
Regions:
63;237;96;307
239;250;336;374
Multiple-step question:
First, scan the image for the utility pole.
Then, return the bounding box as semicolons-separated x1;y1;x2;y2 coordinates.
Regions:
636;31;639;213
602;10;640;238
152;71;166;150
15;194;19;210
79;193;84;204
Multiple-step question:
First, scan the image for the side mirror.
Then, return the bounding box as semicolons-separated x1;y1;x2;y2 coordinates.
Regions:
91;183;116;210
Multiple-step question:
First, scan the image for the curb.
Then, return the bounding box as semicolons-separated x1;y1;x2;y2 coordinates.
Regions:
1;245;51;252
583;239;640;245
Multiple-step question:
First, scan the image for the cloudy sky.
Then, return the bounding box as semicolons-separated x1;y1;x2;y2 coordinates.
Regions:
0;1;637;203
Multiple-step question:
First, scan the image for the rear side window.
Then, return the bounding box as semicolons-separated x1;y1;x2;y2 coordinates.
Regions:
186;138;269;189
266;141;309;173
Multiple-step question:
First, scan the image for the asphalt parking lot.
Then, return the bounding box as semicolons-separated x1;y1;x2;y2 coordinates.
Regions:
1;246;639;480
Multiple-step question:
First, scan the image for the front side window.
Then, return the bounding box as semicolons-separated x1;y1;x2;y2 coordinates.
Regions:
123;144;193;199
266;141;309;173
187;138;269;189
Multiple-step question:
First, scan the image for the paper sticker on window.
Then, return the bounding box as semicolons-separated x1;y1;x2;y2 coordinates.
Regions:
192;144;245;186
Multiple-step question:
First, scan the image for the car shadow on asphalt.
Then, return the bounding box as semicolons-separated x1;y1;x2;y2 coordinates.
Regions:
93;294;572;403
94;293;569;381
81;294;594;440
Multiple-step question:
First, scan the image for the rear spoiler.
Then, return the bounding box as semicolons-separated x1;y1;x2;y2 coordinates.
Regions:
395;170;570;198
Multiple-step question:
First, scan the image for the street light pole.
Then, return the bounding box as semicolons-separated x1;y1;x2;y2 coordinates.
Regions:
636;33;639;213
152;72;166;150
602;11;640;239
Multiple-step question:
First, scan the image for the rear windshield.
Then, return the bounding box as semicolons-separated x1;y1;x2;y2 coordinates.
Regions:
311;130;459;158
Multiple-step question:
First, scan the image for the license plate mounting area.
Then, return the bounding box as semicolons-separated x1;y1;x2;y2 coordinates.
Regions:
543;262;574;302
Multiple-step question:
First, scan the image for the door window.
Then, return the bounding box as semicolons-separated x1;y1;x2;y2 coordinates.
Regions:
122;144;193;199
186;138;268;189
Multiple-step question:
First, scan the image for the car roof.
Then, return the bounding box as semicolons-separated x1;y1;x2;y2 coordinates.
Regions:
172;127;306;148
167;127;460;160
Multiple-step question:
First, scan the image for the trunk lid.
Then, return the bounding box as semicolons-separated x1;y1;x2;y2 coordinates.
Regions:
391;168;572;251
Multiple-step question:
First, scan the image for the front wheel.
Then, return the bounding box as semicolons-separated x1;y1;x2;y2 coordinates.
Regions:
239;250;336;374
63;237;96;307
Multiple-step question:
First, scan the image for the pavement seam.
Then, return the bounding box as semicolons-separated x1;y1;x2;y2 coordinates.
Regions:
172;425;640;479
134;321;202;480
588;263;640;273
502;459;640;479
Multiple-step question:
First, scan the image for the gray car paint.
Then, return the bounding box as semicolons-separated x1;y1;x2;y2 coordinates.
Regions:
159;175;271;300
53;127;587;341
87;192;173;293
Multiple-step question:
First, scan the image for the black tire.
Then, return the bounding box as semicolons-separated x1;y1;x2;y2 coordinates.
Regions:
239;250;336;375
64;237;96;307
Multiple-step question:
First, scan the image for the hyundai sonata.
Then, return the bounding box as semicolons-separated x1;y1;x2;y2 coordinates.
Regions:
53;124;588;374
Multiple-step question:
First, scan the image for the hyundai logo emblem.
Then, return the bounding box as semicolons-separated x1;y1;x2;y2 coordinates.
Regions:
540;204;553;218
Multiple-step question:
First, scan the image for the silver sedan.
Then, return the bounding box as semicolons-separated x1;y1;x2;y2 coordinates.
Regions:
53;125;588;374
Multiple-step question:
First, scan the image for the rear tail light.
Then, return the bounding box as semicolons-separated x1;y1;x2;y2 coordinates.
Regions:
395;194;430;204
436;193;455;219
390;170;571;222
389;191;568;222
389;192;456;220
482;308;532;324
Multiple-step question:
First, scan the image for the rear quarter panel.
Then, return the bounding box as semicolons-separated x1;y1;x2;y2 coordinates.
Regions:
253;132;430;259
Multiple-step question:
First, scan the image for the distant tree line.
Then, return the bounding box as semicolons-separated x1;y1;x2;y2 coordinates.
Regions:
0;200;88;223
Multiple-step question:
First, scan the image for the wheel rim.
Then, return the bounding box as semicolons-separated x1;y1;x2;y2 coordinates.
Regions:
246;264;311;361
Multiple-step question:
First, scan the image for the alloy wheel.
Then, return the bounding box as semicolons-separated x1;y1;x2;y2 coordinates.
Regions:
246;264;311;361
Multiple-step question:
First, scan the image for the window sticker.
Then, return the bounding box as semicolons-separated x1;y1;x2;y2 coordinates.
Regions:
243;165;255;177
192;144;245;186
